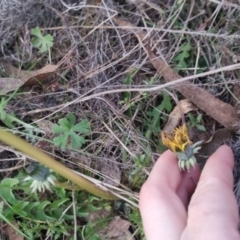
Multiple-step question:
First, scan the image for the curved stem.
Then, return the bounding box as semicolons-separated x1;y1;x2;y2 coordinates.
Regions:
0;128;117;200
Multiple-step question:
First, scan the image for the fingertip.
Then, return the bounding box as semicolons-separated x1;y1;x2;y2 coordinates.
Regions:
212;144;234;168
202;144;234;183
160;149;177;162
147;150;182;191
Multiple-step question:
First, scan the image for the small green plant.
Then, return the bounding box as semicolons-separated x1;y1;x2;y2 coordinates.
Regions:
0;92;44;141
188;113;206;131
172;41;191;70
52;113;91;149
31;27;54;53
81;221;102;240
128;208;145;240
128;147;152;189
145;92;172;138
0;97;14;128
120;69;138;117
0;175;111;239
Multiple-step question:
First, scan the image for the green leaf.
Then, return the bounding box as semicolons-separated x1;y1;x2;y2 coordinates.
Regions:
31;27;42;38
33;201;54;221
31;37;42;48
0;202;3;213
52;124;65;134
52;114;90;149
71;132;85;149
0;178;19;205
188;113;195;123
196;114;203;123
67;113;76;126
23;202;40;218
31;27;53;53
59;118;70;129
3;113;15;128
196;124;206;132
77;210;89;218
172;42;191;69
54;187;66;199
161;92;172;112
145;92;172;137
60;132;69;148
51;198;69;209
12;201;29;216
53;133;69;149
72;119;91;133
0;109;6;120
87;203;102;212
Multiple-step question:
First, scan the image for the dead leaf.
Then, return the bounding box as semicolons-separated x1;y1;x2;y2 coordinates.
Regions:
112;17;239;130
196;128;231;165
103;216;132;240
86;208;111;223
34;119;54;136
100;160;121;186
163;99;197;133
0;61;58;94
188;126;210;143
3;221;24;240
233;83;240;108
0;78;23;94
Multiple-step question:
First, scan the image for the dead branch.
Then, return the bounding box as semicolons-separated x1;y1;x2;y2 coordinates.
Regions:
113;17;239;130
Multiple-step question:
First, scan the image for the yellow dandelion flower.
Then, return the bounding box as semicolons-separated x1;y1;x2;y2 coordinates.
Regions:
161;124;190;153
161;124;202;171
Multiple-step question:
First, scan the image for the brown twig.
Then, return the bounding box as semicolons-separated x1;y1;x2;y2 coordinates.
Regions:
112;16;239;130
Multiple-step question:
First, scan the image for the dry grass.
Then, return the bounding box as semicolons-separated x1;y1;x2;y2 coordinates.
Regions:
1;0;240;237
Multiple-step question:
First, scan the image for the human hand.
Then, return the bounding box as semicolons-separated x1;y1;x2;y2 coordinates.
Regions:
139;145;240;240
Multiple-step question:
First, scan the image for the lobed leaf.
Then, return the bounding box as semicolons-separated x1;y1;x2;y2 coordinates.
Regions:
58;118;71;129
67;113;76;126
72;119;91;133
52;114;91;149
52;124;65;134
0;178;19;205
31;27;42;38
70;132;85;149
53;133;69;149
31;27;53;53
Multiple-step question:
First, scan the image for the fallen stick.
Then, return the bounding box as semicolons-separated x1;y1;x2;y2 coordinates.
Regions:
113;17;239;130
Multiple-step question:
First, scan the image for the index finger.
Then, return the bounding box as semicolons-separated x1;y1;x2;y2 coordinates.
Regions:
183;145;240;240
139;150;199;240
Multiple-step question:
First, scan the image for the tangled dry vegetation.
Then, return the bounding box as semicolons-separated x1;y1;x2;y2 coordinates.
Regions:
1;0;240;238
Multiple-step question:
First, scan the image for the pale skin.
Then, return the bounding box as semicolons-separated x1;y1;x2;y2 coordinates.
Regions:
139;145;240;240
